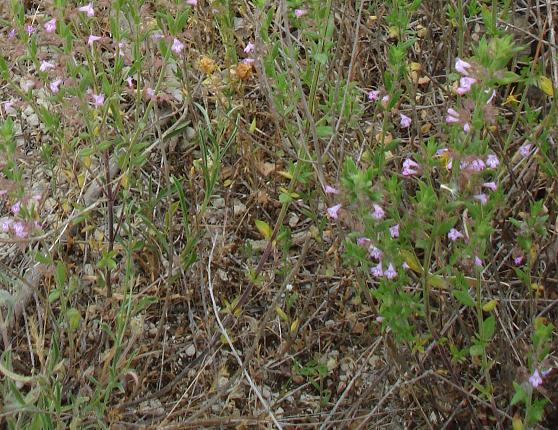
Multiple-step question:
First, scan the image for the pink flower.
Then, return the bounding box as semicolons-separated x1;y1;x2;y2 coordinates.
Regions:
514;255;524;265
399;113;411;128
486;154;499;168
171;38;184;54
482;181;497;191
448;228;463;241
529;369;543;388
381;94;390;108
1;218;12;232
50;79;62;93
25;25;35;35
455;58;472;75
372;204;385;220
294;9;307;17
186;0;197;4
384;263;397;279
40;61;55;72
463;122;471;133
402;262;410;270
369;246;383;260
78;2;95;17
473;193;488;205
402;158;419;176
126;76;133;88
376;316;384;323
474;256;483;267
389;224;399;238
446;108;461;123
242;58;255;64
324;185;340;194
117;41;127;56
145;87;155;98
244;42;255;53
519;143;532;157
368;90;380;101
91;93;105;107
151;31;163;41
11;201;20;215
44;18;56;33
88;34;102;46
8;28;16;39
456;76;477;95
357;237;370;247
327;203;342;219
370;262;383;277
13;221;26;238
469;158;486;172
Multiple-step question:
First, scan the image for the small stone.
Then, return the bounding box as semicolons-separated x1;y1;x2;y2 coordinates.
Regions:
185;344;196;356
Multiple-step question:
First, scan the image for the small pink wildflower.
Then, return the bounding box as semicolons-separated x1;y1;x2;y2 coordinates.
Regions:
171;38;184;54
50;79;62;93
145;87;155;98
402;262;410;270
389;224;399;238
529;369;543;388
8;28;16;39
455;58;472;75
151;31;163;41
370;262;383;277
448;228;463;241
384;263;397;279
1;218;12;232
463;122;471;133
473;193;488;205
44;18;56;33
446;108;461;123
381;94;390;108
514;255;524;265
357;237;370;247
40;61;55;72
469;158;486;172
368;90;380;101
376;316;384;323
244;42;255;54
11;201;21;215
126;76;133;88
486;154;499;168
519;143;532;157
399;113;412;128
294;9;307;18
482;181;497;192
369;246;383;260
186;0;197;4
25;25;35;35
13;221;26;238
456;76;477;95
372;204;385;220
78;2;95;17
324;185;340;194
91;93;105;107
242;58;255;64
327;203;342;219
474;256;483;267
88;34;102;46
401;158;419;176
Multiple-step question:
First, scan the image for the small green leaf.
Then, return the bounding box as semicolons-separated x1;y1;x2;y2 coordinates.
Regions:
314;52;328;65
469;344;483;356
453;289;475;307
480;315;496;342
66;308;81;331
255;220;272;240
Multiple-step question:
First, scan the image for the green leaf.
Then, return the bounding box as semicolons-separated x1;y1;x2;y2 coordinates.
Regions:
480;315;496;342
510;382;526;406
316;125;333;138
314;52;328;65
255;220;272;240
453;289;475;307
66;308;81;331
469;343;484;356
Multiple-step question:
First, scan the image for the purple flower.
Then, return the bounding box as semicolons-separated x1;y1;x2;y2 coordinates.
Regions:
474;256;483;267
8;28;16;39
463;122;471;133
242;58;255;64
13;221;26;238
151;31;163;41
324;185;340;194
402;262;410;270
486;154;499;169
126;76;133;88
326;203;342;219
399;113;412;128
186;0;197;4
455;58;472;75
40;61;55;72
171;38;184;54
402;158;419;176
372;204;385;220
384;263;397;279
514;255;524;265
44;18;56;33
370;262;383;277
11;201;20;215
78;2;95;17
1;218;12;232
357;237;370;247
369;246;383;260
145;87;155;98
25;25;35;35
88;34;102;46
368;90;380;101
50;79;62;93
482;181;497;191
294;9;307;17
448;228;463;241
91;93;105;107
473;193;488;205
469;158;486;172
529;369;543;388
381;94;390;107
244;42;255;53
389;224;399;238
456;76;477;95
519;143;532;157
446;108;461;123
